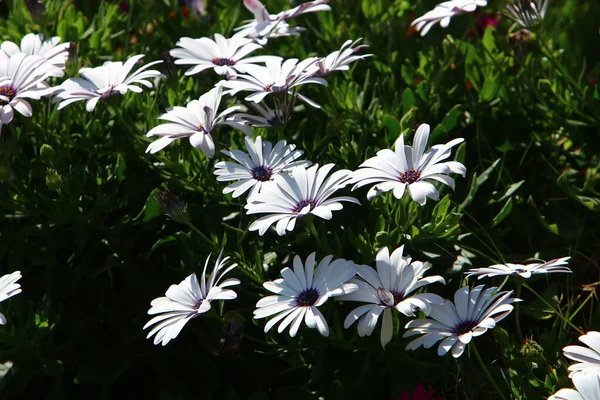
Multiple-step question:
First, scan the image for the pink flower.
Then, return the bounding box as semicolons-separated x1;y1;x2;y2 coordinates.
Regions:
396;384;444;400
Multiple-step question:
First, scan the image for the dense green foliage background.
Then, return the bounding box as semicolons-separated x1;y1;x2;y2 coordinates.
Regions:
0;0;599;398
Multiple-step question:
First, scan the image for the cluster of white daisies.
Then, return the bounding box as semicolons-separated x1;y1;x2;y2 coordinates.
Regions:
0;0;590;398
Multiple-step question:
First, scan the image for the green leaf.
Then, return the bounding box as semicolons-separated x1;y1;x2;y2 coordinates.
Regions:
490;180;524;204
134;188;162;222
382;115;400;141
401;88;417;114
481;79;500;102
114;153;126;182
527;196;559;235
491;198;513;227
477;158;501;187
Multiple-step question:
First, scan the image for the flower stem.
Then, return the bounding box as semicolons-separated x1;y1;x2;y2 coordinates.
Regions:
522;282;584;334
472;344;508;400
515;281;524;342
307;218;330;253
184;220;217;252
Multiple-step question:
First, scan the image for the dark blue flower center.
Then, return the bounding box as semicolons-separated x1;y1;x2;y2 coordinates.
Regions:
296;288;319;307
251;165;273;182
292;199;316;214
212;57;236;66
453;319;477;335
0;86;16;106
398;169;421;184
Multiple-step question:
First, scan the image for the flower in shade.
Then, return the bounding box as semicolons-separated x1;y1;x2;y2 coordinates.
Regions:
504;0;549;28
396;384;445;400
169;33;279;78
351;123;466;205
235;0;331;44
143;250;240;346
339;246;445;349
1;33;70;77
254;252;357;337
465;257;571;280
219;57;327;108
404;285;519;358
412;0;488;36
0;271;22;325
0;53;52;129
53;54;163;112
229;102;286;129
245;163;359;236
549;371;600;400
310;38;372;76
563;331;600;378
214;135;311;198
146;85;249;157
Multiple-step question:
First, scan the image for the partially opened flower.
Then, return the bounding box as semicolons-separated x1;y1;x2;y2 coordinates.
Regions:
144;250;240;346
53;54;163;112
245;163;359;236
220;57;327;108
504;0;549;28
404;285;519;358
146;85;250;157
229;102;286;128
0;53;52;129
310;39;371;76
412;0;488;36
351;123;466;205
214;136;311;198
1;33;69;77
339;246;445;349
465;257;571;280
170;33;279;78
563;331;600;378
235;0;331;44
0;271;22;325
549;370;600;400
254;252;357;337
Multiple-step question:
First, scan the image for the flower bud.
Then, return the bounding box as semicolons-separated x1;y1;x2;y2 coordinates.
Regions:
154;190;189;223
45;168;63;191
159;51;178;80
24;0;45;19
65;42;80;77
40;144;56;166
520;338;545;365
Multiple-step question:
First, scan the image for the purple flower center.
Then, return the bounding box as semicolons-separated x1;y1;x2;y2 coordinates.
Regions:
453;320;477;335
192;299;204;310
0;86;16;106
212;57;236;66
377;288;405;306
398;169;421;184
251;165;273;182
292;199;316;214
296;288;319;307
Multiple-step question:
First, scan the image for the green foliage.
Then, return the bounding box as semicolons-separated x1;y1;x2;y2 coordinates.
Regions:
0;0;599;399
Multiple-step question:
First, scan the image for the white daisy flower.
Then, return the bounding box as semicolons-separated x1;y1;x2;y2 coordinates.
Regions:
563;331;600;378
219;57;327;108
310;38;371;76
351;123;466;205
505;0;549;28
404;285;519;358
1;33;69;78
465;257;572;280
0;271;22;325
0;53;52;129
412;0;488;36
53;54;163;112
245;163;359;236
254;252;357;337
549;370;600;400
235;0;331;45
229;102;286;129
143;250;240;346
169;33;279;78
340;247;445;348
146;85;250;157
339;246;444;349
214;135;312;198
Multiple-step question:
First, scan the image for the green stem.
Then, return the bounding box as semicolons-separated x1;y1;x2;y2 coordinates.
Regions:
472;344;508;400
184;220;217;252
307;218;330;253
515;281;523;342
522;282;584;334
